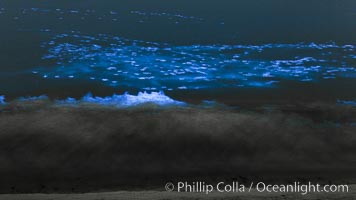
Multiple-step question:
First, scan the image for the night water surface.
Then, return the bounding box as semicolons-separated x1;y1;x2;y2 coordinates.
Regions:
1;0;356;106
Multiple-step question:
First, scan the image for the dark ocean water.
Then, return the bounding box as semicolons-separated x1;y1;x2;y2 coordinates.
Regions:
1;0;356;105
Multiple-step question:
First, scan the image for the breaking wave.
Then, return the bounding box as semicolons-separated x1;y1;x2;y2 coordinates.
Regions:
59;91;185;107
2;92;356;109
0;91;185;107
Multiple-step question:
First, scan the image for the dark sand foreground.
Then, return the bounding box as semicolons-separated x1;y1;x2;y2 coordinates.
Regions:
0;186;355;200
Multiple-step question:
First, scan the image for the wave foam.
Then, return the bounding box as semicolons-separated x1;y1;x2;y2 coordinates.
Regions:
60;91;185;107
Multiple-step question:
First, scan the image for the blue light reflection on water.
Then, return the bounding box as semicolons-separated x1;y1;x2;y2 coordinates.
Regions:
30;32;356;92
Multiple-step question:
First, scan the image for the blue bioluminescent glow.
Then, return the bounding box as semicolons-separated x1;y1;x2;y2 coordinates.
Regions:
0;96;5;104
30;33;356;91
338;100;356;106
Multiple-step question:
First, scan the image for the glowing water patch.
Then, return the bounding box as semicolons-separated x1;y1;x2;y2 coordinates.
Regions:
31;33;356;91
0;96;5;104
337;100;356;106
